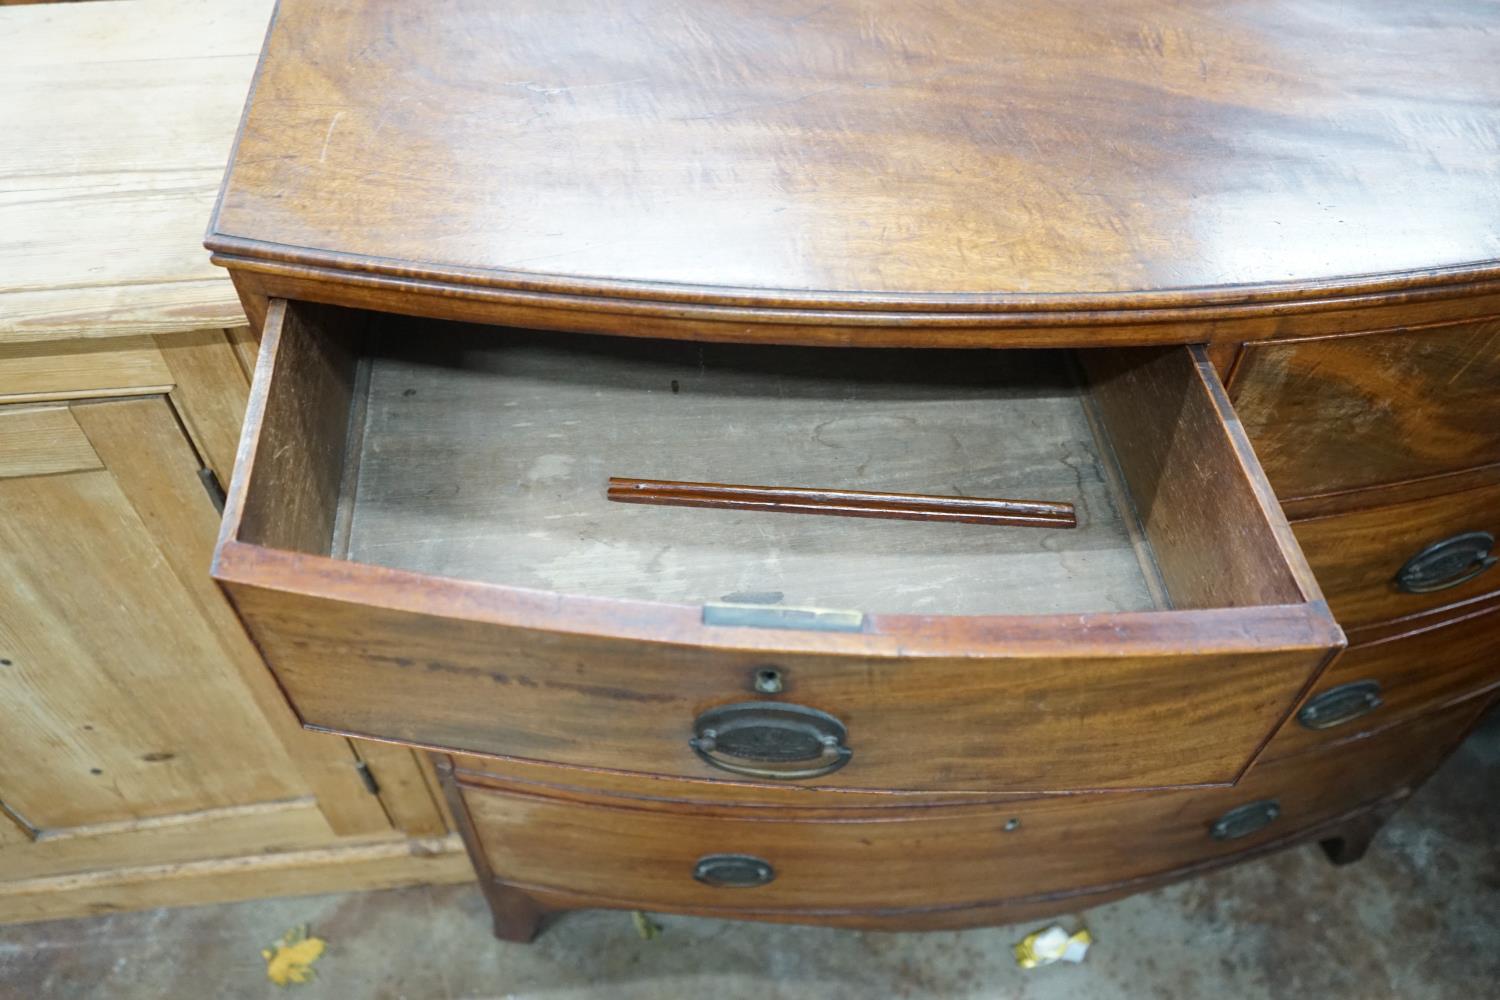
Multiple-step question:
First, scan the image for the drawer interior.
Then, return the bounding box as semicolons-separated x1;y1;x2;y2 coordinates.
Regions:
233;300;1307;619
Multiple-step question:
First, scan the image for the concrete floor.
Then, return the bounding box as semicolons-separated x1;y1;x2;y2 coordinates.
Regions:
4;711;1497;1000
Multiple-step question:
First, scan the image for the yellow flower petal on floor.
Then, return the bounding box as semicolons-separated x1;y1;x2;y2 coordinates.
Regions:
262;924;327;987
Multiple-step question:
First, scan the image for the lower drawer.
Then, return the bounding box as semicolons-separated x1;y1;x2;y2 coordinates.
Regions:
1262;599;1500;761
454;700;1481;917
1294;481;1500;629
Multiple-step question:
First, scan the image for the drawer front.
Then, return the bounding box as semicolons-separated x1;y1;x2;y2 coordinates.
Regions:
1294;482;1500;628
228;581;1324;794
1231;322;1500;500
216;300;1340;796
457;701;1480;916
1263;600;1500;761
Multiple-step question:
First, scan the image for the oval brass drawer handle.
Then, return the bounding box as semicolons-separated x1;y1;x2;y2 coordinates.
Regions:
689;701;852;780
1297;680;1384;731
1395;531;1497;593
693;854;775;888
1210;799;1281;841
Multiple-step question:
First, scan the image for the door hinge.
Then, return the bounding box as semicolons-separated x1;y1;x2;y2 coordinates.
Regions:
354;760;381;795
198;468;227;514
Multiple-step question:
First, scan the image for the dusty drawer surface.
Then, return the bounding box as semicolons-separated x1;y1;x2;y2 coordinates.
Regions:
1230;322;1500;501
214;300;1340;795
351;327;1149;616
453;701;1475;917
1294;482;1500;630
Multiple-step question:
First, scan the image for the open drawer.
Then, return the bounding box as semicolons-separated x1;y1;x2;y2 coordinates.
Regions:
213;300;1342;796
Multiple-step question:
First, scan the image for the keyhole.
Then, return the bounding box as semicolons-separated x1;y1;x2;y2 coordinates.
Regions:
753;668;784;694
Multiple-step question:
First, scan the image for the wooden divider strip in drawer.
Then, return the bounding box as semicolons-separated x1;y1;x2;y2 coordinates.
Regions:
456;701;1480;917
1230;321;1500;501
1294;480;1500;629
1261;598;1500;761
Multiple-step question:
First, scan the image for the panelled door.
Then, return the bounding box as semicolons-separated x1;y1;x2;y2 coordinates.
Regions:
0;329;456;919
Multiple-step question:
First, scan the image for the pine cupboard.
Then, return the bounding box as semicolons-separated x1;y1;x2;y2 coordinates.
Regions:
0;0;469;923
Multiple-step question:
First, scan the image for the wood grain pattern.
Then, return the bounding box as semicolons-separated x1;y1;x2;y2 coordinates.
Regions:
507;802;1388;931
456;700;1479;921
416;753;457;833
0;0;265;344
0;835;471;925
226;325;260;380
0;333;456;918
72;396;395;838
1206;341;1242;382
1293;482;1500;629
1261;599;1500;762
0;0;477;920
1280;463;1500;522
0;428;306;828
235;300;362;556
217;576;1332;795
1345;589;1500;646
1232;321;1500;500
351;742;450;839
220;257;1500;353
211;0;1500;343
0;815;29;849
446;754;1058;811
155;328;252;489
433;756;545;942
1082;346;1310;610
0;336;171;403
0;405;100;479
3;800;343;882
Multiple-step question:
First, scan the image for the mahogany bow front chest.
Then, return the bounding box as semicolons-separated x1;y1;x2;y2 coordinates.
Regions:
206;0;1500;939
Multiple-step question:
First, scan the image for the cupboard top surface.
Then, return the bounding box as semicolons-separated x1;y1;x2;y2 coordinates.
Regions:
210;0;1500;324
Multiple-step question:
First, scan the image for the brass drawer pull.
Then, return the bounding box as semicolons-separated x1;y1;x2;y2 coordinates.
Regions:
1395;531;1497;593
689;702;852;780
1297;680;1384;731
693;854;775;888
1210;799;1281;841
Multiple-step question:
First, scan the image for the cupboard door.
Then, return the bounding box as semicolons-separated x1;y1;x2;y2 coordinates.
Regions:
0;397;431;873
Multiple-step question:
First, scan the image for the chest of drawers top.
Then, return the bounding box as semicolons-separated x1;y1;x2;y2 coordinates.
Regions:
208;0;1500;347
